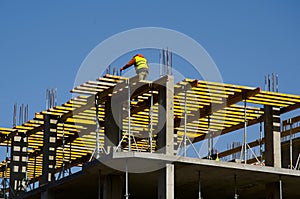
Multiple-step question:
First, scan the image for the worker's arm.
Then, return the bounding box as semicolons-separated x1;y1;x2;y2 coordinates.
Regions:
120;57;136;71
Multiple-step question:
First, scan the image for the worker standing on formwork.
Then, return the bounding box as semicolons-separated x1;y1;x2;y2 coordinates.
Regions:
120;54;149;81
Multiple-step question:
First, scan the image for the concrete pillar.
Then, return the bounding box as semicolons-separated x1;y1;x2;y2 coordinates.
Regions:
105;97;120;151
103;175;123;199
40;114;58;185
266;182;281;199
157;75;174;155
264;106;281;168
9;132;27;198
158;163;174;199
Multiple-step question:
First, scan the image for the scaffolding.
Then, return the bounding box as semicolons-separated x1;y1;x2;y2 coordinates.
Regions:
0;74;300;198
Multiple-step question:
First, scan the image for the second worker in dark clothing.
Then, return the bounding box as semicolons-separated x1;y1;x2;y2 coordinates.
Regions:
120;54;149;81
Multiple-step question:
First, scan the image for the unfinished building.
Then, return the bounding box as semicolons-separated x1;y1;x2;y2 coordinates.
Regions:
0;73;300;199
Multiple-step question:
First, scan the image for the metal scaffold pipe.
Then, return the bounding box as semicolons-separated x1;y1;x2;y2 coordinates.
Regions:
260;121;263;163
289;119;293;169
184;87;187;157
125;160;129;199
198;171;202;199
127;80;131;152
279;176;283;199
234;174;238;199
95;95;100;159
62;121;65;178
244;99;247;164
149;92;153;153
207;114;211;159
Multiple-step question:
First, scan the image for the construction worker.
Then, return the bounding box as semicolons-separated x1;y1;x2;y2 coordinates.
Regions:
120;54;149;80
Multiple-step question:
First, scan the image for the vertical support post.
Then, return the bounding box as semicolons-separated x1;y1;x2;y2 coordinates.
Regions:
234;174;238;199
69;142;72;175
207;115;211;159
157;75;174;155
183;87;187;157
127;80;131;152
289;119;293;169
33;155;36;189
149;92;154;152
243;99;247;164
158;163;174;199
198;171;201;199
260;122;263;163
211;132;214;157
40;114;57;185
279;176;283;199
264;105;281;168
125;160;129;199
61;121;65;178
95;95;100;159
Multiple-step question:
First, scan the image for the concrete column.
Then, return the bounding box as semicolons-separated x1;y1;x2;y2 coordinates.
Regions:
157;75;174;155
264;106;281;168
103;175;123;199
9;132;27;198
105;97;120;151
40;114;58;185
158;163;174;199
266;182;281;199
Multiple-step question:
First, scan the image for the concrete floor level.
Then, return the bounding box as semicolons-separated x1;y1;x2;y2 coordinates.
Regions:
21;153;300;199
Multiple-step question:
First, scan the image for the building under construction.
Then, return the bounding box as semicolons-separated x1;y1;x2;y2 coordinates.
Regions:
1;71;300;199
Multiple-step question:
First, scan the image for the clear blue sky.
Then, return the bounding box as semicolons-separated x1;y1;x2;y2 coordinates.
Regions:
0;0;300;132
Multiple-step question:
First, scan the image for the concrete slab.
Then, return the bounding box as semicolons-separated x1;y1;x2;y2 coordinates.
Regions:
21;152;300;199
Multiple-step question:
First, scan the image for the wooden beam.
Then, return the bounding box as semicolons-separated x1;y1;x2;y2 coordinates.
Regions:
217;125;300;159
175;87;261;128
0;130;17;143
281;126;300;137
28;131;79;159
25;153;91;185
219;139;264;158
282;115;300;126
193;115;263;143
280;102;300;114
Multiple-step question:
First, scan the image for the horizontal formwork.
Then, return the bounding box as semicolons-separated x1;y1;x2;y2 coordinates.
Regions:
0;74;300;182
